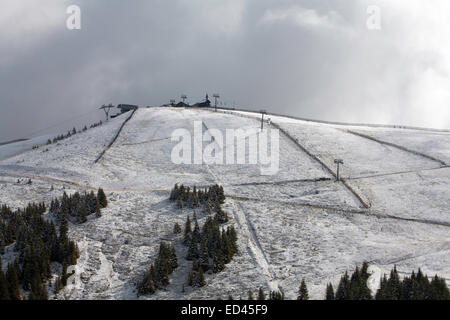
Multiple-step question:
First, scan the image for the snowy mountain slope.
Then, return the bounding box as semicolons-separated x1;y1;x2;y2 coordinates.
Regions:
0;113;129;186
0;107;449;299
349;126;450;165
0;134;54;161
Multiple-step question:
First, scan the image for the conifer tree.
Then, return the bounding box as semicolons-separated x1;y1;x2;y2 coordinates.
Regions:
95;198;102;218
97;188;108;208
173;222;182;234
198;267;206;287
200;240;210;271
335;271;351;300
269;291;284;300
54;274;63;295
6;263;21;300
186;238;199;261
212;246;224;273
326;283;335;300
258;287;266;300
184;216;192;244
0;261;10;300
297;279;309;300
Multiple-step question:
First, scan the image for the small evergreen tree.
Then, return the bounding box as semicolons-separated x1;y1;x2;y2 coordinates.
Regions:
326;283;335;300
297;279;309;300
257;287;266;300
97;188;108;208
173;222;182;234
0;261;10;300
6;263;21;300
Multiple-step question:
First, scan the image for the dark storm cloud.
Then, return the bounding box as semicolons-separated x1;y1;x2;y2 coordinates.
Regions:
1;0;450;141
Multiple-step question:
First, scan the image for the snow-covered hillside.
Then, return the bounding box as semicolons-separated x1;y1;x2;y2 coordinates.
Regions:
0;107;449;299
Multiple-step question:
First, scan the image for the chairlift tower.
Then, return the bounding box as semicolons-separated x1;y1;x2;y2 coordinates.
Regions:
99;104;114;121
334;159;344;181
260;110;267;130
213;94;220;112
181;95;187;104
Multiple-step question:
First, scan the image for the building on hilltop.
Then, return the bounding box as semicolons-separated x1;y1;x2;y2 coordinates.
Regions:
192;93;211;108
117;104;138;113
175;102;190;108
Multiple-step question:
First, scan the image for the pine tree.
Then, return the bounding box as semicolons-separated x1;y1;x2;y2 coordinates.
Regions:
6;263;21;300
387;265;401;300
54;274;63;295
326;283;335;300
0;261;10;300
137;264;156;296
335;271;350;300
430;275;450;300
184;216;192;244
198;267;206;287
186;238;199;261
248;290;254;300
177;197;183;209
173;222;182;234
212;246;224;273
258;287;266;300
269;291;284;300
95;198;102;218
97;188;108;208
29;272;48;300
200;240;210;271
78;204;88;223
297;279;309;300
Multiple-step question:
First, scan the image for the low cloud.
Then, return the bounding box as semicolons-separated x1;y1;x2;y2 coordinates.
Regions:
1;0;450;142
260;5;349;33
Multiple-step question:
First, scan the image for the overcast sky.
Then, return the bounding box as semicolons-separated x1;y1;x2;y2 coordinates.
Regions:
1;0;450;141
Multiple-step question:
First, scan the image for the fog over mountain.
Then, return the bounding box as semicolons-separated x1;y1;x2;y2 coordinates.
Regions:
1;0;450;141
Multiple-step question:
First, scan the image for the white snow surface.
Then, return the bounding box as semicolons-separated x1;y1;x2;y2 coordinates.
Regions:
0;107;449;300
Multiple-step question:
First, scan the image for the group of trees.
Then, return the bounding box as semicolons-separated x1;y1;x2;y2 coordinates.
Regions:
46;120;103;145
0;188;108;300
137;242;178;296
227;288;286;300
227;262;449;300
0;201;78;299
375;267;449;300
325;262;372;300
325;263;449;300
170;184;227;223
183;212;237;287
49;188;107;224
133;184;236;295
230;282;308;300
173;185;236;289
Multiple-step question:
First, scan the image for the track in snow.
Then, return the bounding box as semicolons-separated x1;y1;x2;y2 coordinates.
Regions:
208;108;370;209
94;109;137;164
200;118;282;293
343;129;447;167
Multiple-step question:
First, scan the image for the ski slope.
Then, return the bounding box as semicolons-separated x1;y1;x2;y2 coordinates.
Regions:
0;107;449;299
